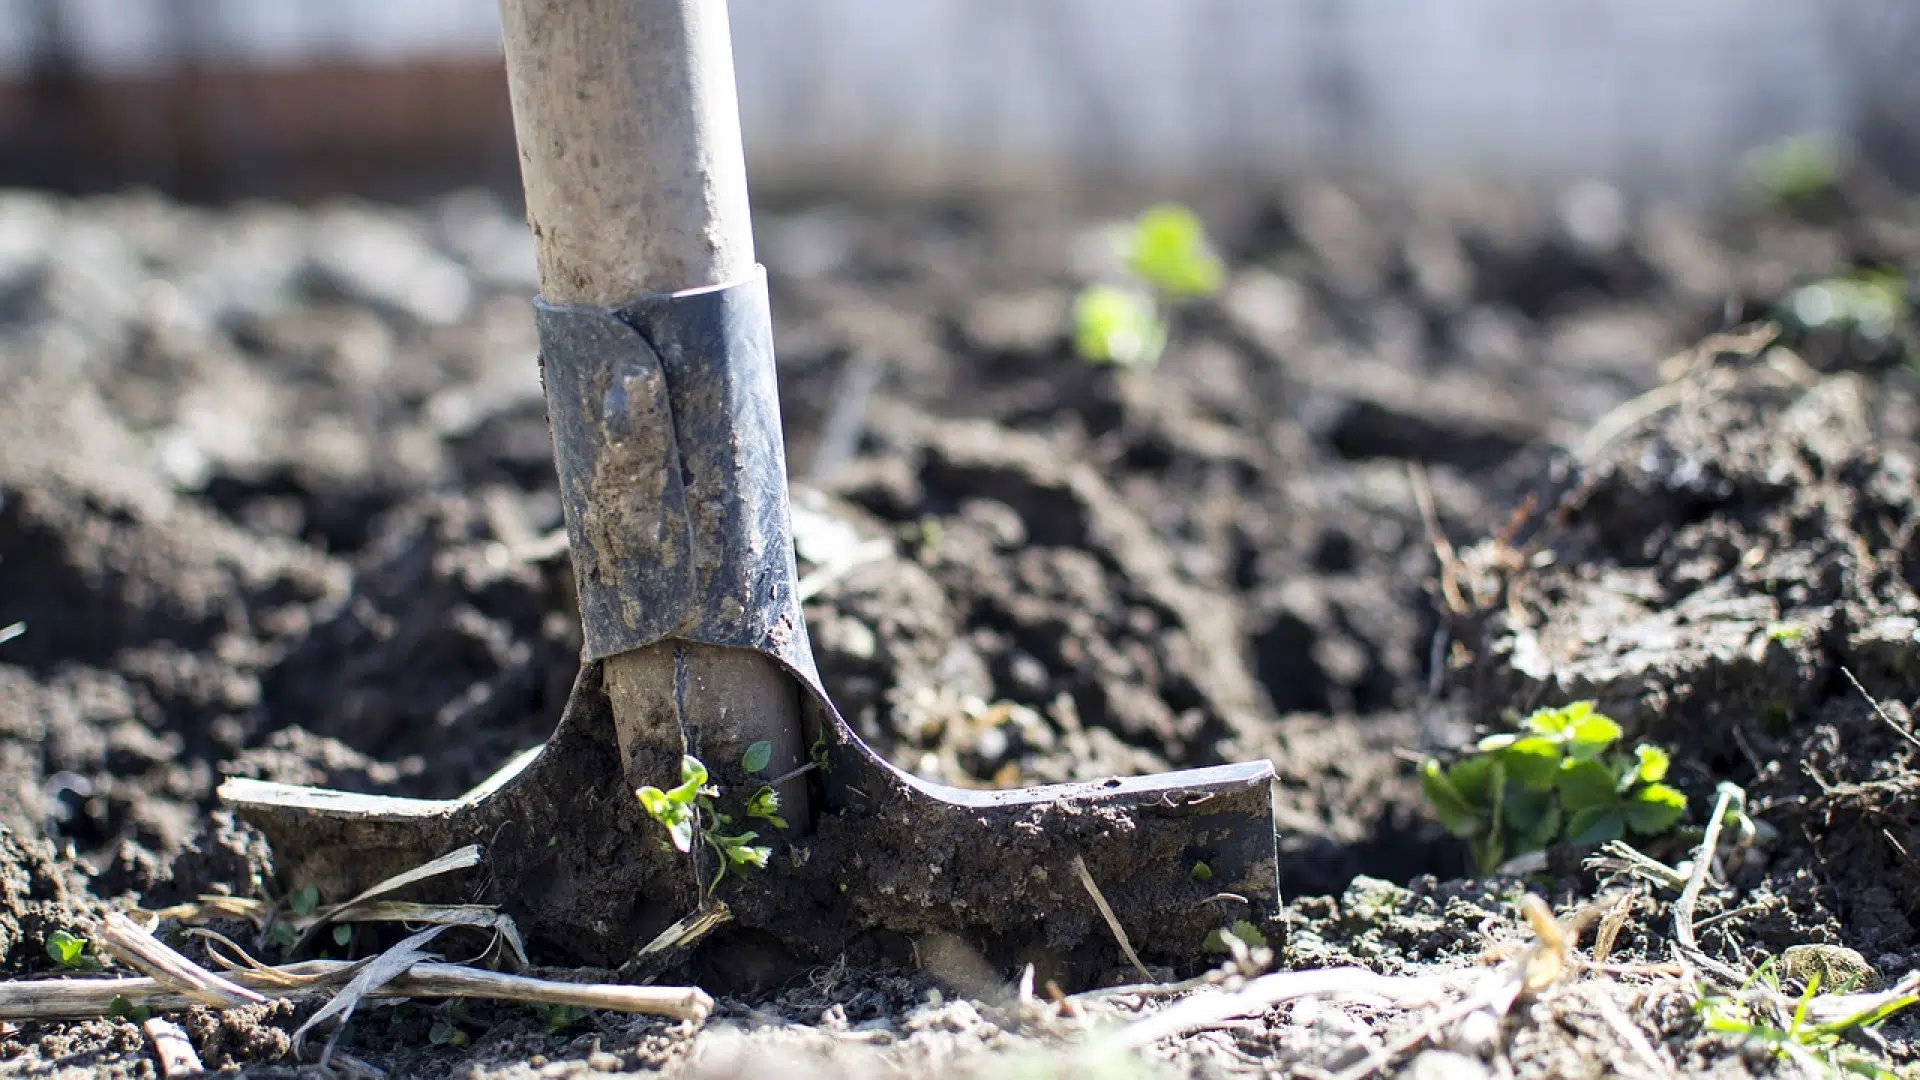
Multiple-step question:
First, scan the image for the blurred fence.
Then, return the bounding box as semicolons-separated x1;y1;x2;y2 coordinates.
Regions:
3;0;1917;199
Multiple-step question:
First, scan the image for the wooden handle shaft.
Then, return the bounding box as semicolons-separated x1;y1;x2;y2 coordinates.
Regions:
499;0;755;303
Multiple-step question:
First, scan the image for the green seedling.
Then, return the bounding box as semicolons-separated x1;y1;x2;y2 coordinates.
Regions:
429;999;474;1048
1073;204;1224;369
637;755;776;893
1420;701;1688;873
1203;919;1269;954
44;929;93;971
533;1002;591;1035
109;995;151;1024
1698;970;1918;1079
1741;133;1844;206
1785;269;1909;342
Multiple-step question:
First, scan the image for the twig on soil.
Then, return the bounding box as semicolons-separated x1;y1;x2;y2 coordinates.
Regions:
294;845;484;953
1840;666;1920;754
1673;783;1747;988
1108;967;1458;1051
0;956;714;1024
1407;463;1466;616
314;901;530;969
1584;985;1674;1080
1591;892;1635;966
99;912;268;1009
294;925;450;1066
142;1016;205;1079
1070;855;1153;983
628;901;733;971
1332;973;1523;1080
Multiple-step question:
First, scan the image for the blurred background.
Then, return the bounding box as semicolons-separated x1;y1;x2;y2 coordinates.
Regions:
4;0;1919;202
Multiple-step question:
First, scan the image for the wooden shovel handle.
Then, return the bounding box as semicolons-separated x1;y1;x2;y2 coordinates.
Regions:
497;0;810;834
499;0;755;303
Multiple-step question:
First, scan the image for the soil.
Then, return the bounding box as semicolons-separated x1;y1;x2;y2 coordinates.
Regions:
1;172;1919;1077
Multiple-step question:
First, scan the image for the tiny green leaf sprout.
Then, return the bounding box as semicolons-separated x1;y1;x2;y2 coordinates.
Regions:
1420;701;1688;874
1073;204;1224;370
637;754;779;893
44;929;91;971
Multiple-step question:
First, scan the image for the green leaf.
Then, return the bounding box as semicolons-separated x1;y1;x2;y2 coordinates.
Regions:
108;995;150;1023
1124;205;1225;298
1514;797;1563;853
332;924;353;948
1073;284;1166;368
1523;702;1588;738
1501;786;1560;852
1566;712;1624;760
1420;760;1485;838
667;755;710;804
45;930;87;968
638;787;696;852
1190;861;1213;882
1633;745;1671;785
1497;736;1563;792
289;885;320;917
745;785;787;829
1625;784;1688;835
637;785;673;819
1447;755;1497;805
1566;805;1625;846
1556;759;1620;810
741;741;773;775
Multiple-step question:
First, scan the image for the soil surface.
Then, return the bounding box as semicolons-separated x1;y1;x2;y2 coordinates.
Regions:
2;173;1919;1077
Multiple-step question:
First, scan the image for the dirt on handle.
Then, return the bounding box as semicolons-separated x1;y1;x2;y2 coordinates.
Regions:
1;172;1919;1077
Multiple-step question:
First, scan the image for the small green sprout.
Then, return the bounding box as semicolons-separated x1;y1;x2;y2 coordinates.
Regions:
637;754;775;893
1698;969;1918;1078
533;1002;591;1035
1074;285;1165;367
1420;702;1688;873
332;924;353;948
429;999;473;1047
1766;623;1807;643
44;930;92;971
1125;204;1225;298
1189;861;1213;883
108;995;151;1023
1073;204;1224;369
289;885;320;918
1204;919;1270;954
428;1016;470;1047
745;785;787;829
1785;269;1908;341
1740;133;1844;206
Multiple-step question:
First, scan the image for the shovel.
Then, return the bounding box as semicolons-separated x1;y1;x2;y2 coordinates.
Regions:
220;0;1279;983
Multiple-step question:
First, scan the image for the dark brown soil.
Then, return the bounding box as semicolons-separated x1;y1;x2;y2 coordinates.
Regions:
1;173;1918;1076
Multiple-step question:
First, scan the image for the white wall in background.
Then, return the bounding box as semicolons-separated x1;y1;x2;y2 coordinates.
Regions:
3;0;1912;193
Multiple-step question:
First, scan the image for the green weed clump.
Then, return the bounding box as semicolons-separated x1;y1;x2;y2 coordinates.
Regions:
1698;963;1918;1079
1420;702;1687;873
1073;204;1224;369
637;744;786;893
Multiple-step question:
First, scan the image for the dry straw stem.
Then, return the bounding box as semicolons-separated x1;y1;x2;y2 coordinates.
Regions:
1673;783;1747;988
0;957;714;1024
99;912;268;1009
1070;855;1153;983
142;1016;205;1079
